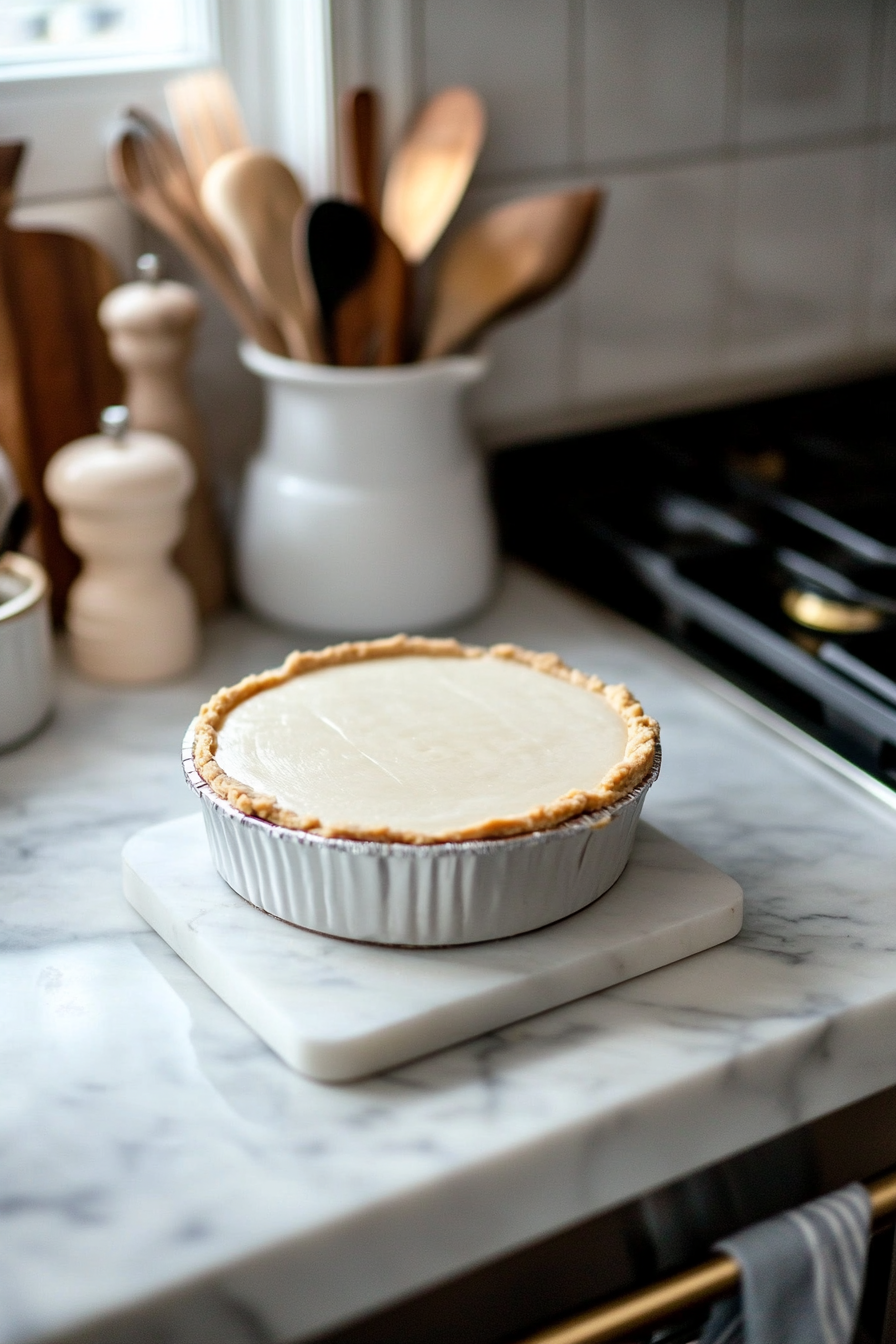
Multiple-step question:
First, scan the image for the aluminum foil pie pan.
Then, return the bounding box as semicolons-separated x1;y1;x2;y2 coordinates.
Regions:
182;727;661;947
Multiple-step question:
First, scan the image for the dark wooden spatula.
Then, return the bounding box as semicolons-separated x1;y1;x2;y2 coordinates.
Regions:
301;200;410;367
421;188;603;359
331;225;410;366
301;200;377;360
343;87;381;220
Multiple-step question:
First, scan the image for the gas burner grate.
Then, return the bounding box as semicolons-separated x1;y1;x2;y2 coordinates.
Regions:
492;371;896;787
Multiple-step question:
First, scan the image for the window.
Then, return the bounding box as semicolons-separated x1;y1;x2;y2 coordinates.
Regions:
0;0;214;79
0;0;341;277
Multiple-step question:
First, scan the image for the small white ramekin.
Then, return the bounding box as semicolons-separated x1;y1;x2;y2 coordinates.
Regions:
0;553;53;752
183;730;660;947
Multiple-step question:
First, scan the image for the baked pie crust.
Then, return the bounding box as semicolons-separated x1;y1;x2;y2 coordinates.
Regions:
192;635;659;845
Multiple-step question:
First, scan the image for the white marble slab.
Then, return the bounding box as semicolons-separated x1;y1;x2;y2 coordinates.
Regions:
5;566;896;1344
123;815;743;1082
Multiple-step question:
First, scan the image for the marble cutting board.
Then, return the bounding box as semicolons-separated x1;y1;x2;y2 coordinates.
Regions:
122;815;743;1082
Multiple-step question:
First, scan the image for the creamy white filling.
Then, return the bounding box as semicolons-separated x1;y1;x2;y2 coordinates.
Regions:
215;655;629;836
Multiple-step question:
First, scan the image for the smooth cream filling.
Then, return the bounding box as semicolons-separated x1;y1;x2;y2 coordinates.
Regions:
214;655;629;838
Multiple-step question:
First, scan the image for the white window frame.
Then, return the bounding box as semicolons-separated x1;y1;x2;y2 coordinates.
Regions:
0;0;218;84
0;0;355;273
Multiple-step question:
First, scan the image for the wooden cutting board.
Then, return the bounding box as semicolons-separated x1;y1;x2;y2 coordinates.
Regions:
0;170;122;621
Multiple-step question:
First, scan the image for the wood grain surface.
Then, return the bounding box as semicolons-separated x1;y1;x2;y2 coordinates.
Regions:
0;222;122;622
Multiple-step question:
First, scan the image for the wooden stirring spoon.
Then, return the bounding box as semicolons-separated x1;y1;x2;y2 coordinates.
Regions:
201;148;324;363
124;106;243;271
421;188;604;360
334;92;409;365
343;87;381;219
382;87;486;264
108;118;286;355
124;107;210;225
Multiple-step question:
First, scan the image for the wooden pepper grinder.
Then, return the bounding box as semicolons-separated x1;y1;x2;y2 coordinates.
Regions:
98;254;228;616
44;405;199;683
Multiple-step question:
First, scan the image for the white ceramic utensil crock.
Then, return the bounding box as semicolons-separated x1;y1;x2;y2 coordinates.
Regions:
0;552;53;751
236;344;498;634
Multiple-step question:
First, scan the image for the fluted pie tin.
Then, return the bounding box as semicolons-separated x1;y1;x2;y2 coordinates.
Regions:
183;729;661;947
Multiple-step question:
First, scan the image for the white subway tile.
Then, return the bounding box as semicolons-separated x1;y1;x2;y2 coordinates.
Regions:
868;140;896;344
727;147;865;370
470;290;573;427
575;162;730;398
739;0;875;145
582;0;728;163
421;0;570;177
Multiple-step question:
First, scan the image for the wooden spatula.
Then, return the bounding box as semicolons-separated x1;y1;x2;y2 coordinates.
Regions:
109;116;286;355
343;87;381;219
421;188;604;360
0;220;122;621
165;67;249;189
201;148;324;363
382;87;486;264
124;107;211;228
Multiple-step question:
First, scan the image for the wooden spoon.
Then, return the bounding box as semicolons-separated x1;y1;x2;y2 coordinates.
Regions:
108;117;286;355
165;67;249;189
330;224;410;366
201;148;324;363
381;87;486;264
421;188;604;360
343;87;381;219
126;106;248;262
302;200;377;360
124;107;205;218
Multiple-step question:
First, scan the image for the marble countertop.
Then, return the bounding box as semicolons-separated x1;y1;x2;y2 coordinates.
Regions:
4;563;896;1344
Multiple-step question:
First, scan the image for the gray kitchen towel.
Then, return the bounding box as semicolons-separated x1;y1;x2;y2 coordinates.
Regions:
698;1182;871;1344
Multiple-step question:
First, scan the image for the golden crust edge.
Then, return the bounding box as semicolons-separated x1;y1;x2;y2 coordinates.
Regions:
191;634;659;845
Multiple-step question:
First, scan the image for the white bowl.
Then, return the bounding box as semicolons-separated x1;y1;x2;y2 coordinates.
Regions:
183;728;660;947
0;553;53;752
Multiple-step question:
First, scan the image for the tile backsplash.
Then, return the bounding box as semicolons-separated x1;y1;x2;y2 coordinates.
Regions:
9;0;895;505
403;0;896;443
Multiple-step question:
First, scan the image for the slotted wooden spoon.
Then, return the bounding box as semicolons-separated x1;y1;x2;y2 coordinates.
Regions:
165;67;249;189
421;188;604;360
201;148;323;363
381;86;486;264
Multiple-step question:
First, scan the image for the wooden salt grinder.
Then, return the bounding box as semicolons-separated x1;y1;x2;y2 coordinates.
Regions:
44;405;199;683
98;254;228;615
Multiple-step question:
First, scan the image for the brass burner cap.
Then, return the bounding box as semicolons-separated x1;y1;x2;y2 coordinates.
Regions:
781;588;885;634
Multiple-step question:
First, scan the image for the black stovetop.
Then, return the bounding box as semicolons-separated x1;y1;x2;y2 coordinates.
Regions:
491;371;896;788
